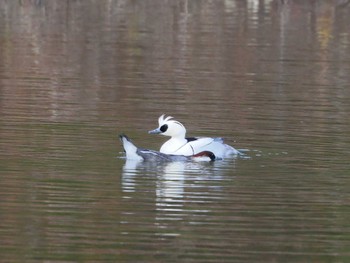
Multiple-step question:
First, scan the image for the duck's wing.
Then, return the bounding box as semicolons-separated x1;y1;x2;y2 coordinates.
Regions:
138;148;173;161
186;137;216;153
186;137;238;157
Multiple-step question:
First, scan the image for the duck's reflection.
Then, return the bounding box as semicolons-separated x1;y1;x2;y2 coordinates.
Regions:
155;162;186;203
121;159;228;194
121;158;237;236
122;159;233;203
121;159;189;199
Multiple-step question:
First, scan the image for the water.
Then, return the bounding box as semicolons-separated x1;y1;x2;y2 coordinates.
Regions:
0;0;349;262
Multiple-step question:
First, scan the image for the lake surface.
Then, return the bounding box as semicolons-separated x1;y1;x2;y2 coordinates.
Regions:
0;0;349;262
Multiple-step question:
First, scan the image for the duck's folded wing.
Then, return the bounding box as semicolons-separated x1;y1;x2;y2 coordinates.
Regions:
187;137;215;153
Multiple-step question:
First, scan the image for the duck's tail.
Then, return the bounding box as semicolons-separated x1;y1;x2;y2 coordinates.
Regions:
119;134;143;160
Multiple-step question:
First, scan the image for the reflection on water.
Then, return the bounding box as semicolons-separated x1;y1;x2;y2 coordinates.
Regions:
1;0;350;262
120;158;240;253
122;159;231;201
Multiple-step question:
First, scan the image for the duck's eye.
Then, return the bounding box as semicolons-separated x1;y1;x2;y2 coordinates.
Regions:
160;124;168;132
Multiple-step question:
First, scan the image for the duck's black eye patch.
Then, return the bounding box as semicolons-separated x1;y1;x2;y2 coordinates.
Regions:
160;124;168;132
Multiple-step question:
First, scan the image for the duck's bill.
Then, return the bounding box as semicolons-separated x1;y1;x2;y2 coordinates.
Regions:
148;128;161;134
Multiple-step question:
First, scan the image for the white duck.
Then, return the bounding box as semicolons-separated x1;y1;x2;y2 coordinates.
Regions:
148;115;240;159
119;134;216;162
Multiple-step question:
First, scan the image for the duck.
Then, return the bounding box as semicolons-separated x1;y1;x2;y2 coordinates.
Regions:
148;115;240;158
119;134;216;162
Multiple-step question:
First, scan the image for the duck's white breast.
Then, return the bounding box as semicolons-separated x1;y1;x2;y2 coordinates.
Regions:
160;138;190;155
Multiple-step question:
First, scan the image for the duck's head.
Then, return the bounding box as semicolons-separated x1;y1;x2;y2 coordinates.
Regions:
148;114;186;138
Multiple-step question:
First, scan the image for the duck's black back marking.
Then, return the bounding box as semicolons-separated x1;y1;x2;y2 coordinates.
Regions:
186;137;198;143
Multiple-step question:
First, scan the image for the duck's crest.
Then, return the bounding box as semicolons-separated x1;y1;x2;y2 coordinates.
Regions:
158;114;174;126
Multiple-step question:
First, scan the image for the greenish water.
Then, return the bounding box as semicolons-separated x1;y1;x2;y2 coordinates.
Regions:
0;0;350;262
